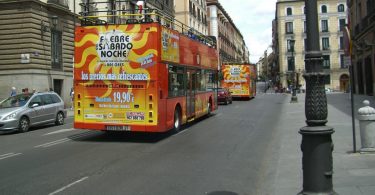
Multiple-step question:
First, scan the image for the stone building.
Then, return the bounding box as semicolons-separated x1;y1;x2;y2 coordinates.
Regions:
175;0;208;35
348;0;375;96
206;0;249;66
275;0;349;92
0;0;75;103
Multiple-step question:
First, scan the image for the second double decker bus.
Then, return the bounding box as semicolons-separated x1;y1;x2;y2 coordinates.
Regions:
73;3;218;133
221;64;256;100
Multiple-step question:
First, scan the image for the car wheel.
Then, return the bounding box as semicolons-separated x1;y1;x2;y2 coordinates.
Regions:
224;98;229;105
173;108;181;133
19;116;30;133
55;112;64;125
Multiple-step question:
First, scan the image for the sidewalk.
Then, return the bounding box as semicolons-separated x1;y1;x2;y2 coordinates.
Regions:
274;92;375;195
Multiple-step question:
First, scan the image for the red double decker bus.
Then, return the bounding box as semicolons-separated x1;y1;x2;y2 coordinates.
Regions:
73;4;219;133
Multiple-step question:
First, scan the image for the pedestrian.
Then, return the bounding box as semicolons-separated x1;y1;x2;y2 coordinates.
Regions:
70;87;74;110
23;88;29;95
10;87;17;96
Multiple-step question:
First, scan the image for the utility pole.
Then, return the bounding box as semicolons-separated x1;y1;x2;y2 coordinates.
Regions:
299;0;336;194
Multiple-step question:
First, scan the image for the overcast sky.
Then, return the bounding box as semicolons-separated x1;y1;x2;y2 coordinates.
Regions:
219;0;277;63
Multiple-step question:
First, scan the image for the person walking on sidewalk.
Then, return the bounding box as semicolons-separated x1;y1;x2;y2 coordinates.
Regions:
10;87;17;96
70;87;74;110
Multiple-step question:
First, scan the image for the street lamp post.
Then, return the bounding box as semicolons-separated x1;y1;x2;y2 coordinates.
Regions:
299;0;336;194
290;39;298;103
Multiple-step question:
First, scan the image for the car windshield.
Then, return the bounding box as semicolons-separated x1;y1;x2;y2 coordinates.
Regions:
0;94;33;108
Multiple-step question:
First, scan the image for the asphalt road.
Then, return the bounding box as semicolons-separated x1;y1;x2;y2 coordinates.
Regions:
0;93;287;195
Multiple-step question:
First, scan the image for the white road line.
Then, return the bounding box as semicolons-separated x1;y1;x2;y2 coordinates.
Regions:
49;176;88;195
35;132;94;148
43;128;75;136
34;138;70;148
173;128;189;136
0;153;22;160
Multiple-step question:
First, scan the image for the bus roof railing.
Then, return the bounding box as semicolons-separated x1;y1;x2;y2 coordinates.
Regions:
78;1;216;48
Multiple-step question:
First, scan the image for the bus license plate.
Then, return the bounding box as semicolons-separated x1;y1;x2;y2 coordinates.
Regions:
105;125;131;131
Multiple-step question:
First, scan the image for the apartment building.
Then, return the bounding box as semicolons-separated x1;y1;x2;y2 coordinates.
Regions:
175;0;208;35
206;0;249;66
348;0;375;96
275;0;349;92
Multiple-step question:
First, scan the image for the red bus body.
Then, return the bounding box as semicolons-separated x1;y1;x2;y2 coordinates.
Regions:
74;23;218;132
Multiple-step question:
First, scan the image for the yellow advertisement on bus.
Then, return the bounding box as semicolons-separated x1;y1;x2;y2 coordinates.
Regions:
221;64;255;99
74;24;159;131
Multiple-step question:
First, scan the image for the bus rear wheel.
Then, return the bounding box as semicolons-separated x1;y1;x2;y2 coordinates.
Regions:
173;108;181;132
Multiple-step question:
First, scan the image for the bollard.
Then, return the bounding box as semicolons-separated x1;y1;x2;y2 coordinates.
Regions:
358;100;375;153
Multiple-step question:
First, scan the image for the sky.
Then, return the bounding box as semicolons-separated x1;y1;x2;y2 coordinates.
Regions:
219;0;278;63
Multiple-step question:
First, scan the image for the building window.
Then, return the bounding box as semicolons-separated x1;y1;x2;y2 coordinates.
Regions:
321;20;329;32
287;7;293;16
323;55;330;69
339;36;344;50
322;37;330;50
340;54;348;69
285;22;293;34
321;5;327;13
287;39;295;52
287;57;295;71
338;4;345;12
51;30;62;69
189;1;192;14
304;38;307;51
304;21;306;32
339;19;346;31
324;75;331;84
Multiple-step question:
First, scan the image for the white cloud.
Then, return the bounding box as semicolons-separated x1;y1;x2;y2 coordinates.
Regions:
219;0;277;63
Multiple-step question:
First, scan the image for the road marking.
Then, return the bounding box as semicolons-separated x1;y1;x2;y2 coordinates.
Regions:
0;153;22;160
35;132;95;148
43;128;75;136
34;138;70;148
173;128;189;136
49;176;88;195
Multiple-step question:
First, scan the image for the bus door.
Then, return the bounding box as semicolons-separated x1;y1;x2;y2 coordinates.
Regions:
186;69;196;118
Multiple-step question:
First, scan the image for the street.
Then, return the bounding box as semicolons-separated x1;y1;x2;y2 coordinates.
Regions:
0;90;286;195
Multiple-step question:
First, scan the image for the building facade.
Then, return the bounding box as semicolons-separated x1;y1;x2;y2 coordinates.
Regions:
206;0;249;66
348;0;375;96
175;0;208;35
275;0;349;92
0;0;75;103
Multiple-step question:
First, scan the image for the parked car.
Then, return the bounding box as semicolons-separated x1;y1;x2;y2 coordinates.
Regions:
0;92;67;133
217;87;233;105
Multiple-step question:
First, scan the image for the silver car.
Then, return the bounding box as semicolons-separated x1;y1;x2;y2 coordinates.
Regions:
0;92;67;133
